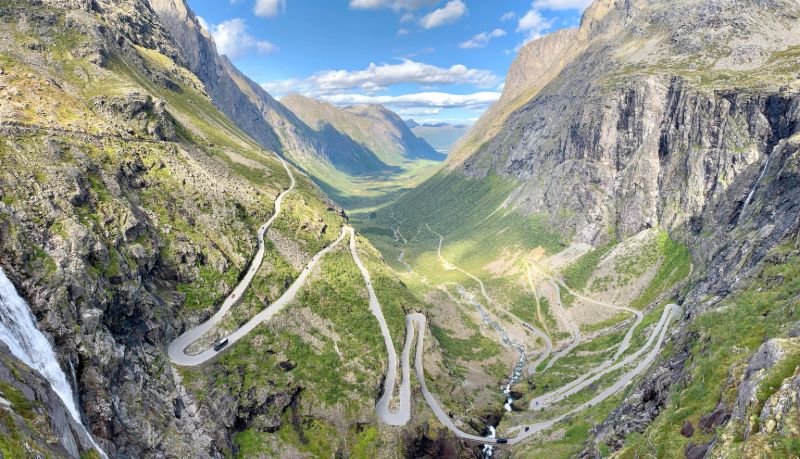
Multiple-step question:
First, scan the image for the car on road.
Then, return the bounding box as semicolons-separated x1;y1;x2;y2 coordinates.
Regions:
213;338;229;351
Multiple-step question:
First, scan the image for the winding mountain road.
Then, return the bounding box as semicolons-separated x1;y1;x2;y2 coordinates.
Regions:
167;168;680;447
350;227;412;425
542;278;583;371
529;303;676;410
424;224;549;357
357;236;679;443
528;262;643;363
168;157;352;367
376;223;679;445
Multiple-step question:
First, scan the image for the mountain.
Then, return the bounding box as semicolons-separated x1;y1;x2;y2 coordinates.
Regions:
147;0;394;182
5;0;800;457
0;0;457;457
358;0;800;457
281;94;441;166
406;121;470;154
146;1;443;209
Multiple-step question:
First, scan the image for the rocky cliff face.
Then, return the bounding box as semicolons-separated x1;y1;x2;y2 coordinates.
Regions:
428;0;800;456
148;0;439;191
0;0;353;456
147;0;282;152
454;0;800;245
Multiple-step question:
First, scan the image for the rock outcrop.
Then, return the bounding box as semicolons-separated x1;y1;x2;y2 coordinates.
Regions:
413;0;800;455
0;342;97;458
0;0;350;456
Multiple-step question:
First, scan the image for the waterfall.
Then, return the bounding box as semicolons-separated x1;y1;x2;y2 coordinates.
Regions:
457;286;522;457
739;154;771;221
482;426;496;457
0;267;107;458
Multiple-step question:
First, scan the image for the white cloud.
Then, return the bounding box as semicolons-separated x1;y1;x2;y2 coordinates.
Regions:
509;0;588;50
459;28;506;49
254;0;286;17
312;60;498;92
397;27;410;35
533;0;593;10
395;107;443;117
261;78;303;95
262;58;500;121
515;8;553;47
262;59;500;97
419;0;467;29
207;18;279;60
349;0;439;11
320;91;501;110
402;46;435;58
196;16;209;31
500;11;516;21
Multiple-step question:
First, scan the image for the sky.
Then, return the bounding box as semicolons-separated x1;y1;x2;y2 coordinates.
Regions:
186;0;593;125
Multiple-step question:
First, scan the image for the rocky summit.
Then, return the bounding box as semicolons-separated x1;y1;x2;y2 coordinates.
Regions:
1;0;800;458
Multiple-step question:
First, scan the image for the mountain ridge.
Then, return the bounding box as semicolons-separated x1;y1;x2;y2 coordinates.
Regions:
362;0;800;456
3;0;800;457
281;92;441;166
149;0;442;207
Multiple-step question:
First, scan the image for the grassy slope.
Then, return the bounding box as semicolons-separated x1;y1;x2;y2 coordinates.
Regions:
356;171;566;274
618;243;800;458
352;164;695;456
0;4;439;456
278;95;445;212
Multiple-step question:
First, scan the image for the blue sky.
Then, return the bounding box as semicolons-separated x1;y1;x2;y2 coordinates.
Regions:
186;0;592;124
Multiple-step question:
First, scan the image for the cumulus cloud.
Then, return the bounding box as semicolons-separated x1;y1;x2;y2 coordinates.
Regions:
459;29;506;49
262;56;500;121
500;11;516;21
196;16;209;31
515;8;553;48
208;18;278;60
262;59;500;97
254;0;286;17
261;78;303;95
320;91;501;111
533;0;593;10
395;107;443;117
349;0;439;10
419;0;467;29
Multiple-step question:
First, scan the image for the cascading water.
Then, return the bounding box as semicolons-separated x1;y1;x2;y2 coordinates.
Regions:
482;426;497;456
457;287;526;457
0;267;107;458
737;153;772;225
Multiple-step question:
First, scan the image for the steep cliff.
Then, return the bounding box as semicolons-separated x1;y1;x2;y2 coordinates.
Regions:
147;0;282;152
0;0;448;457
363;0;800;456
147;0;440;207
